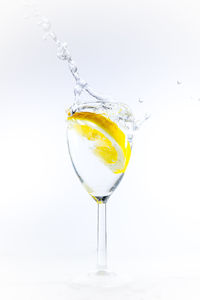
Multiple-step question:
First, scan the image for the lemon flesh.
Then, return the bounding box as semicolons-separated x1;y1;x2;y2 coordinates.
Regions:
68;112;131;174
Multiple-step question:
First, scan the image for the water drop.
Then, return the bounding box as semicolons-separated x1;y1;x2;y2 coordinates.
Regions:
77;79;87;89
144;113;151;120
49;32;57;42
70;62;78;73
74;84;82;96
177;80;182;85
41;19;51;31
56;40;61;47
57;43;70;60
138;98;144;103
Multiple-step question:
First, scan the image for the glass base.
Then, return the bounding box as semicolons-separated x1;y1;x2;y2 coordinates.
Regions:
66;269;156;299
68;269;128;288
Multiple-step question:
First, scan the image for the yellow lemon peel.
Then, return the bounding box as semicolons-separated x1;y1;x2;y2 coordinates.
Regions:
68;112;131;174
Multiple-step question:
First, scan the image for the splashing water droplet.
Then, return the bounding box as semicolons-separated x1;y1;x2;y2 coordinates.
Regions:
74;84;83;96
77;79;87;89
40;18;51;31
144;113;151;120
49;32;57;42
57;43;70;60
42;22;51;31
177;80;182;85
69;62;78;73
138;98;144;103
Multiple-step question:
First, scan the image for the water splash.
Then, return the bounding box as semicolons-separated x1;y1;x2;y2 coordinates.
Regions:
24;1;110;101
24;1;151;129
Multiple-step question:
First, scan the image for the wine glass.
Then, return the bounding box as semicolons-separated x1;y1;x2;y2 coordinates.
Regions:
66;99;134;285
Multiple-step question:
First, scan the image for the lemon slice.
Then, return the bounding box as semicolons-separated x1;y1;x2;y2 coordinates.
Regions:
68;112;131;174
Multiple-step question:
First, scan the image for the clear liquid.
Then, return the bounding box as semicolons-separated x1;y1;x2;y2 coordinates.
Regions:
67;101;134;203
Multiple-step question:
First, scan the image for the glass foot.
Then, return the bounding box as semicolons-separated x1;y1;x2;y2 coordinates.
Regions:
66;269;154;293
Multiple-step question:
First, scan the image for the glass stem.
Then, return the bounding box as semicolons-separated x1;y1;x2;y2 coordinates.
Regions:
97;203;107;271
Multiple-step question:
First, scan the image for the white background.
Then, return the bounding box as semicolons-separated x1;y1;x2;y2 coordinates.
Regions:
0;0;200;298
